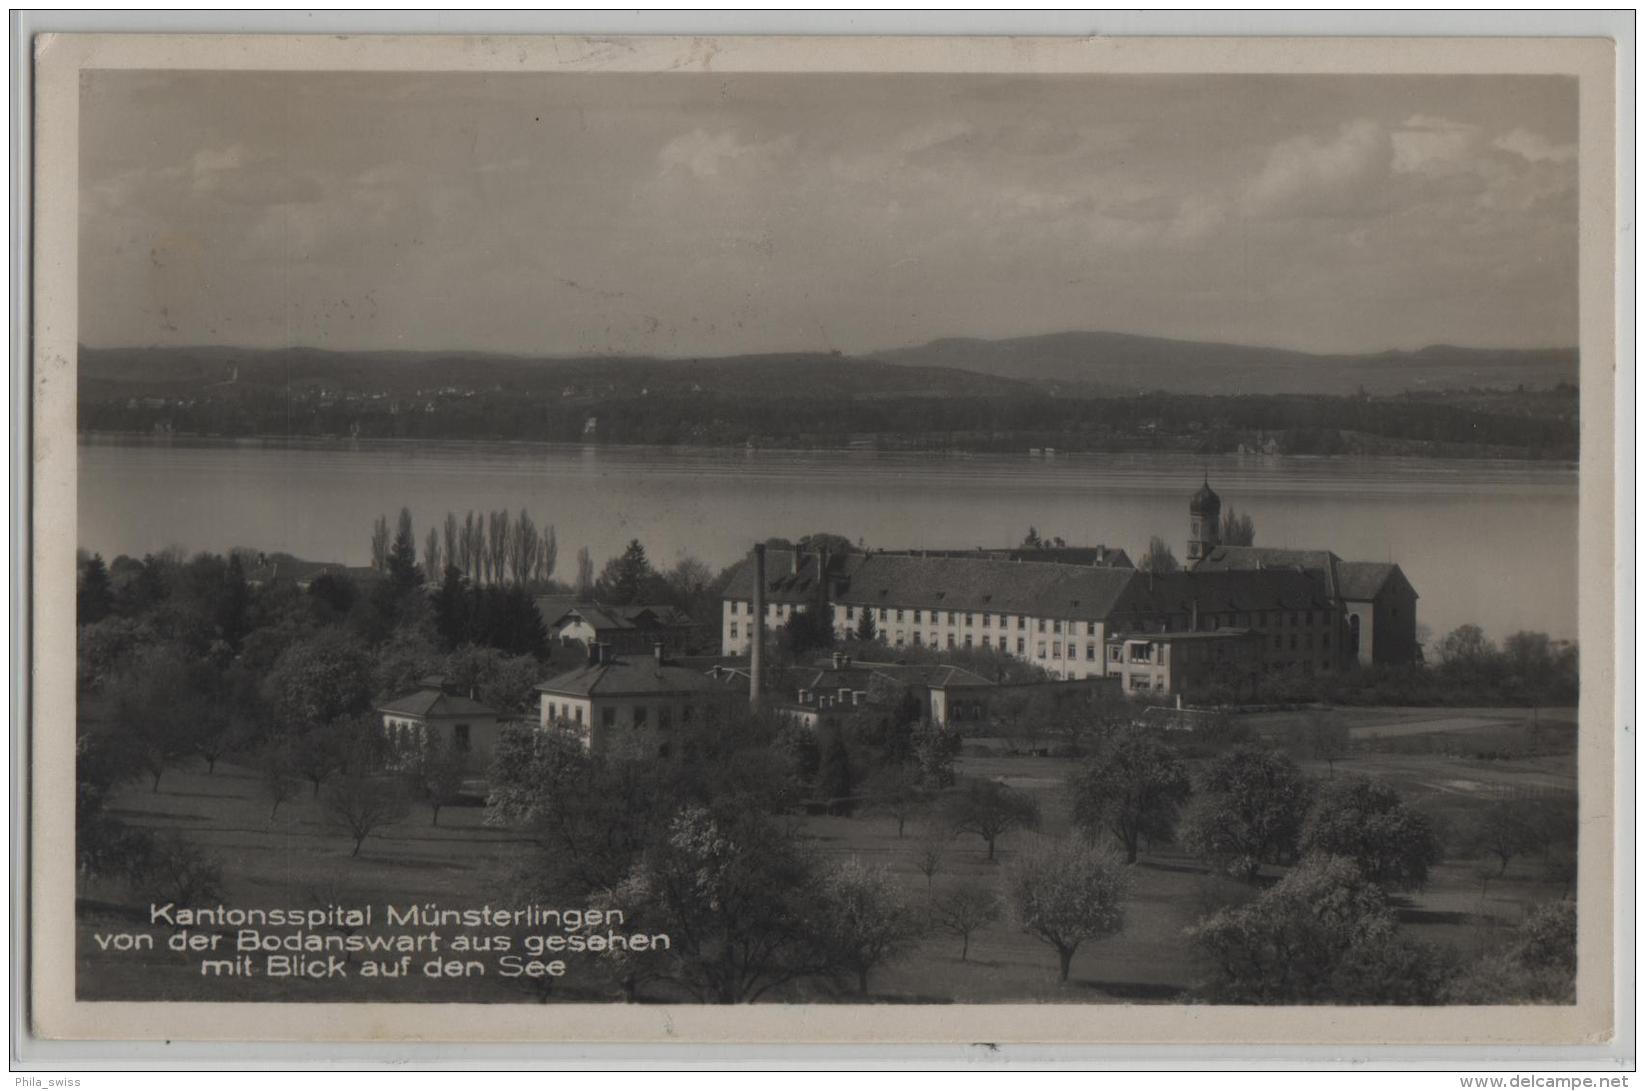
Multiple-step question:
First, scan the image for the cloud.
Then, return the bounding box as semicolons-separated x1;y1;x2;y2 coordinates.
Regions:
1391;114;1482;174
1493;127;1576;164
1242;119;1393;218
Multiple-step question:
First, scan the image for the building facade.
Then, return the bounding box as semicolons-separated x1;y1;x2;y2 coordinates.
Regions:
717;482;1419;694
535;643;743;759
1191;545;1420;666
375;686;503;774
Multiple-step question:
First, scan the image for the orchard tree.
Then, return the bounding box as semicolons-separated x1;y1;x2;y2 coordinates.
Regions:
909;824;949;892
611;805;834;1003
257;741;301;821
1006;837;1132;983
1285;711;1352;776
931;883;1001;961
1179;746;1311;882
816;859;923;995
946;780;1041;861
1445;899;1576;1004
409;733;469;827
1299;776;1441;891
1188;855;1448;1004
1068;726;1191;863
864;763;926;838
323;774;412;856
1461;794;1547;876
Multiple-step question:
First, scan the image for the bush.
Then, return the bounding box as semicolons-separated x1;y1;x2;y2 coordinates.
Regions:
124;831;224;905
1188;855;1449;1004
1299;776;1440;891
1444;900;1576;1004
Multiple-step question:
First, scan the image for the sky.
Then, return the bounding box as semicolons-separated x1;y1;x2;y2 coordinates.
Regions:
79;71;1579;357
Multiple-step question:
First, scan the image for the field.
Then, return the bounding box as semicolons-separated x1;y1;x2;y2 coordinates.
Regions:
76;706;1577;1004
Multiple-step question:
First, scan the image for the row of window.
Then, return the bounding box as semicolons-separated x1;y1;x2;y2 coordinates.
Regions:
727;600;1104;636
543;701;701;731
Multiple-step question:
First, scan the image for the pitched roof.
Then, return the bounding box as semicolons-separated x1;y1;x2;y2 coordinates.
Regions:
878;546;1134;569
542;600;698;633
1192;545;1343;599
1337;561;1413;601
537;655;736;698
1110;569;1334;622
722;550;1135;620
1194;546;1416;602
376;687;498;719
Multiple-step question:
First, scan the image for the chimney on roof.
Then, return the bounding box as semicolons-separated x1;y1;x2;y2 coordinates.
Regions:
750;544;767;710
653;641;664;667
788;549;799;577
586;641;601;667
831;651;846;670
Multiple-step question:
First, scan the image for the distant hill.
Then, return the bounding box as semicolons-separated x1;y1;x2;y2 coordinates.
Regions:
77;345;1037;402
873;332;1578;396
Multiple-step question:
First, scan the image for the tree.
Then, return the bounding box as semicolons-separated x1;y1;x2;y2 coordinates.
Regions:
910;720;959;790
930;883;1001;961
1219;508;1256;547
1140;536;1179;574
1284;711;1351;775
1460;794;1547;876
216;553;251;651
600;539;653;605
1299;776;1440;891
323;774;412;856
77;553;113;624
408;732;468;826
611;805;834;1003
946;780;1041;861
1187;855;1449;1004
387;507;422;591
293;729;343;797
575;546;595;600
1179;746;1311;882
107;645;209;793
538;525;558;585
864;764;926;838
124;832;224;906
816;731;855;813
422;526;444;586
816;859;922;995
369;514;390;573
1437;623;1496;668
433;565;472;648
1068;726;1191;863
910;824;948;892
854;607;879;643
1006;837;1131;983
264;630;374;734
1445;899;1576;1004
781;607;835;656
257;741;301;820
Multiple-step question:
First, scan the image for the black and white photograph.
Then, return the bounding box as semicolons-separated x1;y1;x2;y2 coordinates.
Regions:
26;30;1622;1048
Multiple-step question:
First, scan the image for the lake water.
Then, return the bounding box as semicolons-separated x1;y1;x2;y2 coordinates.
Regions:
77;438;1579;643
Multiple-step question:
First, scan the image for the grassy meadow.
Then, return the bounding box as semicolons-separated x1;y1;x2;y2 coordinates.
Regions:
76;705;1577;1004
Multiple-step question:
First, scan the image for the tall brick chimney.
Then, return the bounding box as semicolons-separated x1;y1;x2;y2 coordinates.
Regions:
750;544;766;709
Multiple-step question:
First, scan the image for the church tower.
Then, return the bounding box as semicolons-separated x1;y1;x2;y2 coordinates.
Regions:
1187;476;1221;563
